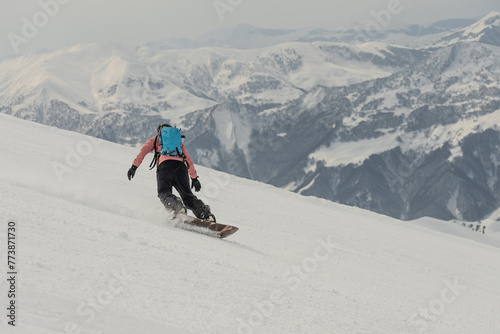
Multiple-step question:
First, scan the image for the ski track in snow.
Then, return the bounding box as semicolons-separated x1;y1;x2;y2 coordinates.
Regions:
1;113;500;334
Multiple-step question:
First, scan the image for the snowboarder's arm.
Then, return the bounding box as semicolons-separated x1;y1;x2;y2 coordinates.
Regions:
132;137;156;167
181;143;198;179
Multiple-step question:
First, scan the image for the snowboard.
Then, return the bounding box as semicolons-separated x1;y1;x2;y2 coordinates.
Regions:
173;212;239;238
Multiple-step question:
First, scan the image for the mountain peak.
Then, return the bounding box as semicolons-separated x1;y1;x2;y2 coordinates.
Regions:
437;11;500;47
462;11;500;34
481;11;500;20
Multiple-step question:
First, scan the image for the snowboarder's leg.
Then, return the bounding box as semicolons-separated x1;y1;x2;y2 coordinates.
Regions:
157;161;186;213
173;163;216;222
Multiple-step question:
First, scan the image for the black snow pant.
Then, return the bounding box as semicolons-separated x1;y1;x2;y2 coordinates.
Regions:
156;160;206;217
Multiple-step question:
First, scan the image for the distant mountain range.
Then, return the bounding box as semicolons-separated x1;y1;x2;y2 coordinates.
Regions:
146;16;480;50
1;11;500;222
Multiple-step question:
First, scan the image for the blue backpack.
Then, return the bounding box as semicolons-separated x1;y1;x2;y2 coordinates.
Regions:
159;126;183;156
149;124;186;169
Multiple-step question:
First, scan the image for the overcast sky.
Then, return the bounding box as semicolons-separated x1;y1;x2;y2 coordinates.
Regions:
1;0;499;57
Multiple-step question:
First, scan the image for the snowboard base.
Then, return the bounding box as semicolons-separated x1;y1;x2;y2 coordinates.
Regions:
173;212;238;238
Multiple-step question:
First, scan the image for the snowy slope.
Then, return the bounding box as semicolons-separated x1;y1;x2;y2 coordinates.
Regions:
1;115;500;334
1;12;500;328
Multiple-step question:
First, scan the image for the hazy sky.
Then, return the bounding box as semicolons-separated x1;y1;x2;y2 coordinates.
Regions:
1;0;499;57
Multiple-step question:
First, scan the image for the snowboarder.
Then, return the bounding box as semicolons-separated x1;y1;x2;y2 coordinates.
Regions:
127;124;216;222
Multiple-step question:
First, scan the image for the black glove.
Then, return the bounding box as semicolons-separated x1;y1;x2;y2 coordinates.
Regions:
127;165;137;180
191;177;201;192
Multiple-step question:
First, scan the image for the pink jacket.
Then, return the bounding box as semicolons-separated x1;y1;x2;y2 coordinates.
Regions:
132;136;198;179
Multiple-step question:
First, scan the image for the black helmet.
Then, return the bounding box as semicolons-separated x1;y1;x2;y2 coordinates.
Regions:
157;123;172;132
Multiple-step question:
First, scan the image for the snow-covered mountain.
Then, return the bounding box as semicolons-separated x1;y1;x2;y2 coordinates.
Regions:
1;113;500;334
288;42;500;221
0;40;416;108
0;40;421;142
437;11;500;47
1;12;500;223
